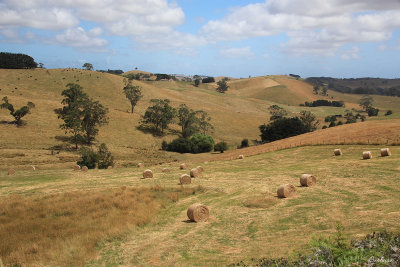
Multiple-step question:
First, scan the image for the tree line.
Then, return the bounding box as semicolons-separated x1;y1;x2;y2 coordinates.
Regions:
0;52;37;69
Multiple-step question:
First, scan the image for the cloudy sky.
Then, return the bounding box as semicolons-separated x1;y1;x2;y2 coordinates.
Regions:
1;0;400;78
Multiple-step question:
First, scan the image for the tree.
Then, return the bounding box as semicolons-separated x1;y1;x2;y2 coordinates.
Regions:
259;117;308;143
344;111;357;124
215;141;228;153
216;78;229;93
55;83;108;148
299;110;319;131
268;105;288;120
194;78;200;87
366;107;379;117
0;52;37;69
313;85;320;95
0;97;35;125
97;143;114;169
240;138;249;148
359;95;373;111
81;99;108;144
197;110;214;134
190;133;215;153
202;77;215;83
140;99;176;134
177;104;199;138
82;63;93;70
123;80;143;113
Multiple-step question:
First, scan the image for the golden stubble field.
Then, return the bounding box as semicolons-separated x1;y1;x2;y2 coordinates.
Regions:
1;145;399;266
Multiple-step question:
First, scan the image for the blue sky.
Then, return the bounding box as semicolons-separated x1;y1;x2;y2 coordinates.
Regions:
1;0;400;78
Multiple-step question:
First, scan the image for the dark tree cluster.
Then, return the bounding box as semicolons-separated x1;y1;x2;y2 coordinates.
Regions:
155;74;176;80
202;77;215;83
303;99;345;107
164;133;215;154
0;52;37;69
97;69;124;75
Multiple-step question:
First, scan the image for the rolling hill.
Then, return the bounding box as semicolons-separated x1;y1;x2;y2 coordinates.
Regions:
1;69;400;169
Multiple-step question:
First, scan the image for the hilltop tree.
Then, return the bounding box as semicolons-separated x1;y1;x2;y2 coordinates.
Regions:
0;52;37;69
123;80;143;113
0;97;35;125
55;83;108;148
140;99;176;134
82;63;93;70
268;105;288;120
216;78;229;93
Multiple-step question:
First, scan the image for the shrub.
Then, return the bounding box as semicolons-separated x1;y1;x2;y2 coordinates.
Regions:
337;121;343;125
77;147;99;169
214;141;228;153
322;125;328;129
166;138;193;153
385;110;393;116
259;117;308;143
367;107;379;117
328;121;336;127
161;140;168;150
97;143;114;169
240;138;249;148
190;133;215;153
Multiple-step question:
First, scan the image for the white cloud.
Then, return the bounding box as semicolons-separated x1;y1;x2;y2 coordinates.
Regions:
55;27;108;51
340;46;360;60
201;0;400;56
219;47;255;58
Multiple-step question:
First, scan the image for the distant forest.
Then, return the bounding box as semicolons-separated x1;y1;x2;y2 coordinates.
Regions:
0;52;37;69
306;77;400;97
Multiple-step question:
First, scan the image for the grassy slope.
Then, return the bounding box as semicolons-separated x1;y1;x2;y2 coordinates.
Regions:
1;69;400;170
1;145;399;265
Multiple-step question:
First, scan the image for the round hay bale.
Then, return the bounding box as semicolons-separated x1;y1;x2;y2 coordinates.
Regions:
187;203;209;222
137;163;144;168
81;166;88;172
190;168;200;178
107;165;113;169
73;165;81;171
142;169;153;179
196;166;204;173
238;155;244;159
333;149;342;156
29;165;36;171
277;184;296;198
180;174;191;184
180;163;187;170
362;151;372;159
162;168;170;173
381;148;391;157
8;169;16;175
300;174;316;187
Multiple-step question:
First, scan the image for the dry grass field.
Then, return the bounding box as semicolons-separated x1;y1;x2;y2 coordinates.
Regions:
0;145;399;266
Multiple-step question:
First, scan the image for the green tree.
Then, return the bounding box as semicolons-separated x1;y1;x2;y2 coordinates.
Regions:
268;105;288;120
216;78;229;93
197;110;214;134
194;78;200;87
190;133;215;153
359;95;373;111
299;110;319;131
81;99;108;144
0;97;35;125
214;141;228;153
82;63;93;70
177;104;199;138
140;99;176;134
259;117;308;143
123;80;143;113
97;143;114;169
55;83;108;148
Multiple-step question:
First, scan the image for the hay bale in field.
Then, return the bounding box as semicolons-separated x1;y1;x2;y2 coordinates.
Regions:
333;149;342;156
362;151;372;159
8;169;16;175
190;168;200;178
29;165;36;171
277;184;296;198
73;165;81;171
81;166;88;172
180;163;187;170
162;168;170;173
381;148;391;157
300;174;316;187
238;155;244;159
180;174;191;184
107;166;113;169
142;169;153;179
187;203;209;222
196;166;204;173
137;163;144;168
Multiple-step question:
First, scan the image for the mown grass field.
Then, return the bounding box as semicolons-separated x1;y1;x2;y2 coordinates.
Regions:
1;144;399;266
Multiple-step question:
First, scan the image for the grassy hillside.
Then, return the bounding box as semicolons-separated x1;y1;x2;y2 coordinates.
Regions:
1;144;399;265
1;69;400;170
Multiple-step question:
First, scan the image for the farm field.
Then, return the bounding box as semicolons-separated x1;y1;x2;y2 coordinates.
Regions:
1;144;399;266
